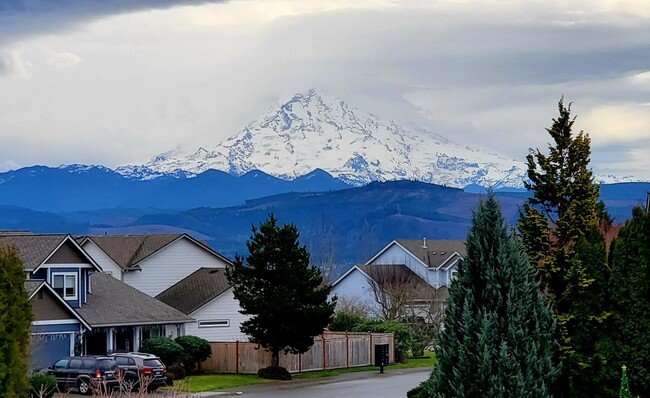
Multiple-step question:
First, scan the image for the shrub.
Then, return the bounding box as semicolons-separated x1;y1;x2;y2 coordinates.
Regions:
141;336;184;365
28;372;57;398
175;335;211;373
328;311;365;332
257;366;291;380
167;364;187;381
407;384;428;398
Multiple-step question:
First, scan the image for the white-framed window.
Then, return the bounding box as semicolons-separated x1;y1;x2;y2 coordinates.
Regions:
450;270;459;282
52;272;78;300
198;320;229;328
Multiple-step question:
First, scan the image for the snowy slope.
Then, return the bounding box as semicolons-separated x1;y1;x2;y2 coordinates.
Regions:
122;89;638;188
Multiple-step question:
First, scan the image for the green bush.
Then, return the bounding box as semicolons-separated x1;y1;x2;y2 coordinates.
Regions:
166;364;186;381
28;373;57;398
257;366;291;380
141;337;184;365
329;311;365;331
407;384;428;398
175;335;212;373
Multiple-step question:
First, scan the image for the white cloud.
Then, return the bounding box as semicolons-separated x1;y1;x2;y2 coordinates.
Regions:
0;0;648;179
0;49;32;79
46;50;82;68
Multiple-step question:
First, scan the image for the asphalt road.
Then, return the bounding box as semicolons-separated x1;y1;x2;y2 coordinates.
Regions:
57;368;431;398
229;368;430;398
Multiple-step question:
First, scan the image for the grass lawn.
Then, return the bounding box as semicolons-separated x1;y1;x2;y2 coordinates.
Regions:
177;351;435;392
172;374;276;392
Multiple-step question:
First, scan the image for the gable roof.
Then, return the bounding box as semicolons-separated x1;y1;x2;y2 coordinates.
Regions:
76;272;194;327
80;234;231;270
358;264;437;294
367;239;466;269
156;268;231;315
25;280;93;330
0;234;101;271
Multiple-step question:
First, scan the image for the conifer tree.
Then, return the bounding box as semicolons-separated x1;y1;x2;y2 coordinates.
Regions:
423;193;557;398
518;98;604;395
620;366;631;398
608;207;650;396
226;214;336;373
0;246;32;398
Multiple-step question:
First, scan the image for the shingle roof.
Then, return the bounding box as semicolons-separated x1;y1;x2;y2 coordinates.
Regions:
394;239;466;268
81;235;182;270
359;264;434;292
0;234;68;270
77;272;194;327
24;280;45;297
156;268;231;315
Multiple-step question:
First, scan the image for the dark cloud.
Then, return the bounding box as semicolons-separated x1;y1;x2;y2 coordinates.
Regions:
0;0;223;45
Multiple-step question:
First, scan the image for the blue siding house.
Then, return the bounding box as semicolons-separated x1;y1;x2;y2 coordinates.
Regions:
0;233;194;369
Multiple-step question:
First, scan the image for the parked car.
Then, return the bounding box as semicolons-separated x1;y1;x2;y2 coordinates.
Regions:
109;352;168;392
48;356;119;395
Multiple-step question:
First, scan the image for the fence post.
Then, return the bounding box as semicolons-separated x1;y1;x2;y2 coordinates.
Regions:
369;333;373;366
322;334;327;370
235;341;239;374
345;332;349;368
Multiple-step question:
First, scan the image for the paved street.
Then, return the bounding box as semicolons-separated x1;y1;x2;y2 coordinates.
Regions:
56;368;430;398
228;368;430;398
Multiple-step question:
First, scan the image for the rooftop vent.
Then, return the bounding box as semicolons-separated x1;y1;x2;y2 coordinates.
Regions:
421;237;427;249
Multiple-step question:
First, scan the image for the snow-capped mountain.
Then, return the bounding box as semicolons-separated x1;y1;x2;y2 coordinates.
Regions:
119;89;638;188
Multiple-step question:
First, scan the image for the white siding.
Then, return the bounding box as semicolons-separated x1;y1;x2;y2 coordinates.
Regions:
124;238;230;297
331;268;380;315
81;241;122;279
370;244;438;285
184;289;249;342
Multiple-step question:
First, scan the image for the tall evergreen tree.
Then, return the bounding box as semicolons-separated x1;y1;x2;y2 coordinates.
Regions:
0;246;32;398
608;207;650;396
226;214;336;372
423;193;557;398
518;98;604;395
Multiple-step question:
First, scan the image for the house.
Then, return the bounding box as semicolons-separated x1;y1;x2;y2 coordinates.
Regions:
79;234;232;297
0;233;193;369
331;239;464;317
156;268;249;342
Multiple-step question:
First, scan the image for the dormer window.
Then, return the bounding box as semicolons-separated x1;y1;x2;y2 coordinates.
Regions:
52;272;78;300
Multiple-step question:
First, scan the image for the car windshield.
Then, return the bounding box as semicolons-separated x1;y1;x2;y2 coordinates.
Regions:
143;359;163;367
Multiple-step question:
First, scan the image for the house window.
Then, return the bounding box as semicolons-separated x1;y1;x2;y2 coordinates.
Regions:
450;270;459;282
198;320;229;328
52;272;78;300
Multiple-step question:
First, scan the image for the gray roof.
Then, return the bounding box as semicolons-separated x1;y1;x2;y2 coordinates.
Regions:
157;268;231;315
394;239;466;268
77;272;194;327
82;234;230;270
0;234;68;270
358;264;448;301
24;280;45;297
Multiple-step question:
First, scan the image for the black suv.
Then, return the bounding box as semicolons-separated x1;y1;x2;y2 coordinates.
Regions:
109;352;167;392
49;356;119;395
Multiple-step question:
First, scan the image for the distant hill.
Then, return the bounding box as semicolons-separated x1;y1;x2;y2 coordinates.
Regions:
0;165;349;212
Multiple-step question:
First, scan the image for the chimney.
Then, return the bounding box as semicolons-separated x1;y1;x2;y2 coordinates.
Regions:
422;237;427;249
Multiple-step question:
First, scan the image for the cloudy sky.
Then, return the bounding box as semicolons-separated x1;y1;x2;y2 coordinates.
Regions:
0;0;649;178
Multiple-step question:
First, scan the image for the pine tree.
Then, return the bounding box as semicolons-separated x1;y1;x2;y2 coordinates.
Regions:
620;366;631;398
608;207;650;396
0;246;32;398
518;98;604;395
423;193;557;398
226;214;336;373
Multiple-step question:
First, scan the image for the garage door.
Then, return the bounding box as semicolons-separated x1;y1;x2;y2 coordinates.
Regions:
30;334;72;370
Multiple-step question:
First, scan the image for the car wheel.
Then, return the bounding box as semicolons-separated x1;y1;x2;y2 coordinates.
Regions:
123;376;138;392
77;378;91;395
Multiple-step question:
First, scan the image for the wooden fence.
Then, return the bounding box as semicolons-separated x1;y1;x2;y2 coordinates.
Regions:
201;331;394;374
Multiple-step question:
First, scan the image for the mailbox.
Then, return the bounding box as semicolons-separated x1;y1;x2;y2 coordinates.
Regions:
374;343;390;373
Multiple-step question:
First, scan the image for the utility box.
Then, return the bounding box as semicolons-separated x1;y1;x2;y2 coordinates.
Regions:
374;343;390;373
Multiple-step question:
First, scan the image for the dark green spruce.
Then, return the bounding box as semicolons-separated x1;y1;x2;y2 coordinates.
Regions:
422;193;557;398
607;207;650;396
0;246;32;398
226;214;336;371
518;98;605;395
